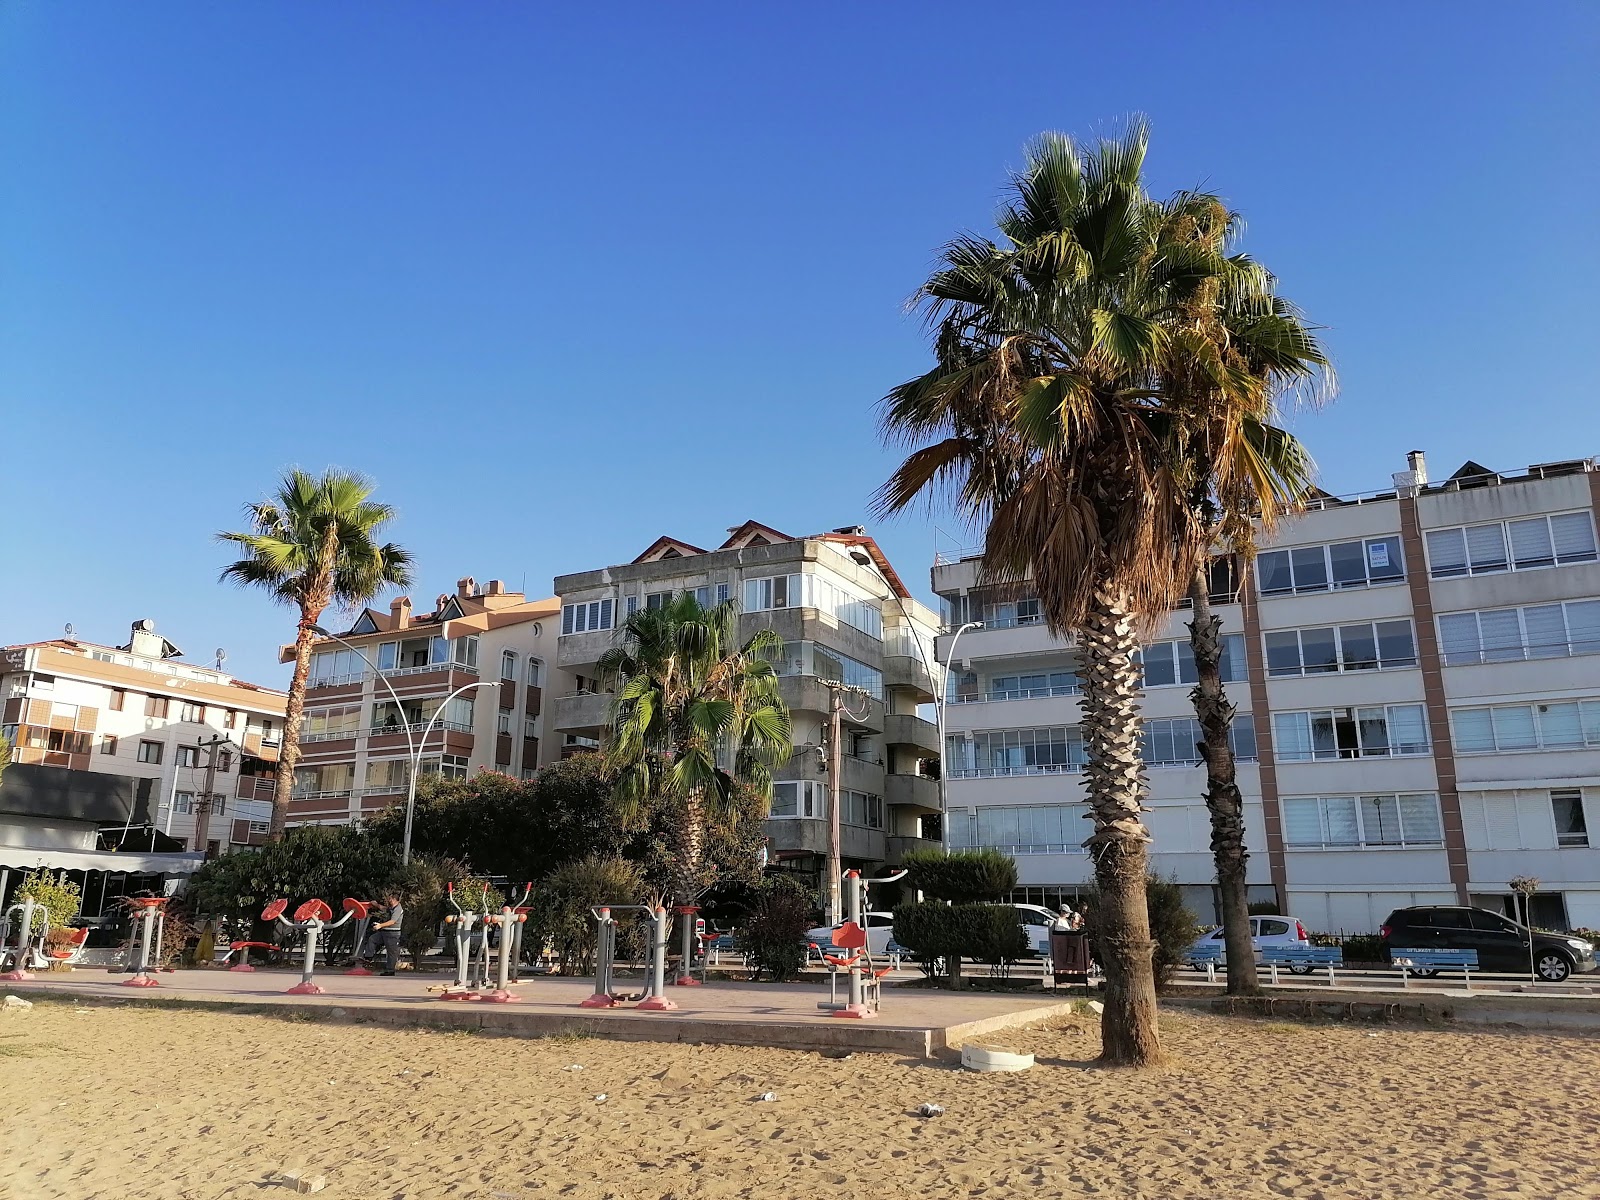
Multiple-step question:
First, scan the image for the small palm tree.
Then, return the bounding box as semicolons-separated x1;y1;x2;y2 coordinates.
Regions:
600;594;790;974
218;469;413;838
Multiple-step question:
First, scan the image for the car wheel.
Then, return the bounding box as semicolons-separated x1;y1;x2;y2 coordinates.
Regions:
1411;967;1440;977
1536;952;1573;983
1288;964;1315;976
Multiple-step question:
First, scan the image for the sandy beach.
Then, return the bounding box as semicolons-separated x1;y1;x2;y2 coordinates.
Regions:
1;1000;1596;1199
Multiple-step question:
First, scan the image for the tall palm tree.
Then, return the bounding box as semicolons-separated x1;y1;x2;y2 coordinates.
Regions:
878;123;1263;1066
218;469;413;838
1158;195;1332;995
600;594;791;969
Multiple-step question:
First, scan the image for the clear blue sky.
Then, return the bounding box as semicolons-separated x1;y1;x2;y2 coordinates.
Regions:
3;3;1596;686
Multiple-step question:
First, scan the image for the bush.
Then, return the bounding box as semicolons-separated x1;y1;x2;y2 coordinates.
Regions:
736;875;814;982
901;849;1018;904
528;857;644;976
1310;932;1383;962
892;901;1029;989
1247;900;1282;916
14;869;82;935
388;856;503;969
1082;874;1201;986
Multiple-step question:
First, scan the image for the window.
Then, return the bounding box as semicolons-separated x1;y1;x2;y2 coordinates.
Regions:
420;753;470;781
1139;635;1247;687
770;780;826;819
1273;705;1429;761
1281;793;1443;847
497;709;513;735
986;669;1081;700
208;795;226;817
523;716;538;739
308;646;370;683
745;573;883;637
177;746;199;768
625;595;639;617
41;729;90;754
306;705;363;738
947;804;1088;854
561;599;615;635
177;702;203;723
100;735;119;756
225;709;239;729
981;597;1043;629
1257;536;1404;596
1438;600;1600;665
452;636;479;668
248;820;271;836
527;657;542;686
1427;512;1597;578
364;759;409;791
501;650;518;680
137;740;164;764
32;673;55;692
145;694;170;718
946;727;1086;777
173;792;195;815
645;590;672;610
109;688;126;712
1453;700;1600;753
764;641;884;699
841;790;884;829
1264;621;1416;676
1141;717;1257;765
1552;790;1590;848
217;751;232;773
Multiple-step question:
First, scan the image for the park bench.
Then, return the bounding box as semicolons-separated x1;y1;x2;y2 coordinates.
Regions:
1261;944;1343;986
1390;947;1478;991
1184;941;1225;984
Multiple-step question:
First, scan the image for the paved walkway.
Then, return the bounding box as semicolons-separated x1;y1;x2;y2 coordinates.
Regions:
3;968;1084;1057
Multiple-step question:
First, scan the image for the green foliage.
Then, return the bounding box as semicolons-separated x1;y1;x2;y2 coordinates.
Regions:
185;824;404;923
1082;875;1202;985
15;870;82;936
902;848;1018;903
891;901;1028;989
1247;900;1282;916
1310;933;1382;962
736;875;814;982
528;857;644;976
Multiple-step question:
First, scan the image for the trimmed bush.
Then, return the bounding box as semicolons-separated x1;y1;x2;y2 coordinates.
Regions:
902;849;1018;903
892;901;1029;989
1247;900;1282;916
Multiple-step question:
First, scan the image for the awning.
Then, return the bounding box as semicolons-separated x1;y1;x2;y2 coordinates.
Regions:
0;846;205;876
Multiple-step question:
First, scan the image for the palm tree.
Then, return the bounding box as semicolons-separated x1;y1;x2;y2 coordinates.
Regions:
878;124;1263;1066
600;594;790;976
218;469;413;838
1156;194;1332;995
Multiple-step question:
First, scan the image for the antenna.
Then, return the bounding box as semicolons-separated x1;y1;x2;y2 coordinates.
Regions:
214;648;227;670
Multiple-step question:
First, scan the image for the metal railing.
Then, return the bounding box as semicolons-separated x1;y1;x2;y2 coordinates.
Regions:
307;672;368;688
948;683;1082;704
381;660;480;679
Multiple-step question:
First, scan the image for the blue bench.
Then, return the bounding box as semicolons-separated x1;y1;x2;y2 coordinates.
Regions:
1184;942;1226;983
1262;944;1343;986
1390;947;1478;991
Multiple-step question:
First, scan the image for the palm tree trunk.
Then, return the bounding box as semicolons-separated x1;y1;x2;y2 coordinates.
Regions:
271;614;318;839
1078;585;1165;1067
1186;573;1261;995
675;789;704;908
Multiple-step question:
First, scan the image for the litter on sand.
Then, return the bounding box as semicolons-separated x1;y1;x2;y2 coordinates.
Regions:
758;1091;777;1102
915;1103;945;1118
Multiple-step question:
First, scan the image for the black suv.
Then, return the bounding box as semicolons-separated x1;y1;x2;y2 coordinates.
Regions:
1381;906;1598;982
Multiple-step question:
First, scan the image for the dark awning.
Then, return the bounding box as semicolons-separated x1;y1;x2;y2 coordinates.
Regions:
0;763;137;823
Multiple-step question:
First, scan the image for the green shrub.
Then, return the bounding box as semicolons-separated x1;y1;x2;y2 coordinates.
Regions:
901;849;1018;903
1082;874;1201;985
14;869;82;935
1247;900;1282;916
1311;932;1383;962
391;856;503;969
892;901;1029;989
736;876;814;982
528;856;644;976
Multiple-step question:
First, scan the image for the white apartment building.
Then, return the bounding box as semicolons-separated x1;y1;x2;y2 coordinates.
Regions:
1;619;287;855
551;521;944;890
933;452;1600;934
287;578;557;826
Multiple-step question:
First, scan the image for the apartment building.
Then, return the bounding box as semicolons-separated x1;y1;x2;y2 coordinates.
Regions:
0;619;287;854
287;578;557;826
551;521;944;889
933;453;1600;934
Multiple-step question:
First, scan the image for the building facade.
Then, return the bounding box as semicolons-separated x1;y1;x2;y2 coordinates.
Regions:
551;521;944;889
287;578;557;826
0;619;287;855
933;453;1600;933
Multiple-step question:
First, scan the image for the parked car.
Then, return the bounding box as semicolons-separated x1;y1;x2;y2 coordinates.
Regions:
1187;915;1314;971
1379;906;1598;982
1012;903;1062;955
806;911;896;957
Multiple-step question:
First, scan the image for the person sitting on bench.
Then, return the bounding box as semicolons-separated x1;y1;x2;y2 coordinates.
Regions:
362;893;405;975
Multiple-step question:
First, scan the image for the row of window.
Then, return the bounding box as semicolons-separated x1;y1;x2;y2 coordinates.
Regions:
497;651;544;686
1426;512;1598;578
766;780;884;828
1438;599;1600;665
1451;699;1600;754
1272;705;1430;762
944;718;1257;776
764;641;884;700
309;636;481;684
948;635;1248;704
744;573;883;638
1264;621;1417;676
294;753;470;795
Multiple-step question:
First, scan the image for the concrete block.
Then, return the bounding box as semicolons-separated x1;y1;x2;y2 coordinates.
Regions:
275;1170;326;1193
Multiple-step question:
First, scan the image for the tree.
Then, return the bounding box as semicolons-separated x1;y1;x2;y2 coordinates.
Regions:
1155;194;1331;995
185;824;405;922
600;595;791;932
218;469;413;838
902;848;1017;903
878;124;1261;1065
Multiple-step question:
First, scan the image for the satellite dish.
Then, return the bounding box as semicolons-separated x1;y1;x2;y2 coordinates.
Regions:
214;648;227;670
64;623;75;639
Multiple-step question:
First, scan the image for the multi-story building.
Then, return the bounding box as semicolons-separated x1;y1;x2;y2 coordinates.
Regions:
0;619;287;855
551;521;944;890
287;578;557;826
933;452;1600;933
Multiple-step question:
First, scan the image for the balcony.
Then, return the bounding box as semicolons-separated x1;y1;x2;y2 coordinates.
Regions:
886;834;941;865
553;690;612;732
885;772;940;813
763;817;887;862
556;628;617;670
775;676;885;729
881;651;936;702
883;713;939;754
234;776;276;803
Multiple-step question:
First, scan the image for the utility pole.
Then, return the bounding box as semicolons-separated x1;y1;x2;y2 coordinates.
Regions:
192;733;234;859
822;682;871;927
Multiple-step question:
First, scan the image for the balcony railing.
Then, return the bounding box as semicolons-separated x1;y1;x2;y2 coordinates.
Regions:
307;672;368;688
381;661;480;679
948;683;1082;705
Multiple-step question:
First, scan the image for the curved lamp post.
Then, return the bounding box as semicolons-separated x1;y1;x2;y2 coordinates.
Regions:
308;624;498;864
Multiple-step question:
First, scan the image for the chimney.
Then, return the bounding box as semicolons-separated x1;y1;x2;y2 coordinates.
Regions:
1407;450;1428;484
457;576;477;599
1393;448;1428;498
390;596;413;630
485;579;506;596
128;619;164;659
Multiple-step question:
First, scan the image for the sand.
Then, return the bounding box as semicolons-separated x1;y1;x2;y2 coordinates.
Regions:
1;1002;1596;1199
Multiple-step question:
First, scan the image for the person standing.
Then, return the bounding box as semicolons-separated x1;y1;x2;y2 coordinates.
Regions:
363;893;405;976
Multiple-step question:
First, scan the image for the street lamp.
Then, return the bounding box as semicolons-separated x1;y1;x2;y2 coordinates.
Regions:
307;625;498;864
845;547;981;850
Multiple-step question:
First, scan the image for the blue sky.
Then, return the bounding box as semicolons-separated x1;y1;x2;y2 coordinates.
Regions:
3;3;1596;686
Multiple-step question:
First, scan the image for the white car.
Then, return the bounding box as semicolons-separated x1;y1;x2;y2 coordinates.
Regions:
806;911;896;956
1012;904;1063;955
1187;915;1313;971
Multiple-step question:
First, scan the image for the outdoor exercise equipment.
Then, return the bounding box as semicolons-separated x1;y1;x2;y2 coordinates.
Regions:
581;903;676;1011
225;940;278;972
0;895;51;980
341;899;376;975
264;897;356;995
439;882;495;1000
121;896;170;987
817;868;905;1019
469;883;532;1002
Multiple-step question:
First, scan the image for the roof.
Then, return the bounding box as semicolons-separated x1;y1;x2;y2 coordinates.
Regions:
2;639;287;697
718;521;793;550
631;536;711;564
815;532;912;599
0;763;140;824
